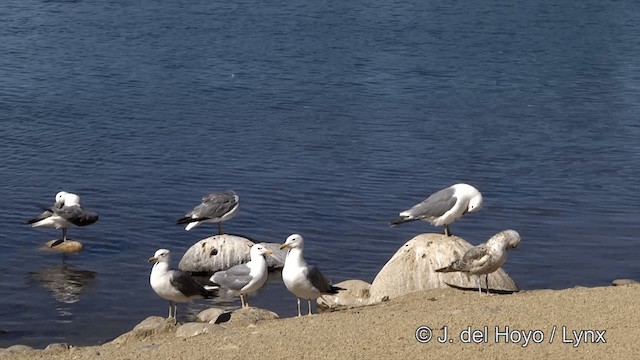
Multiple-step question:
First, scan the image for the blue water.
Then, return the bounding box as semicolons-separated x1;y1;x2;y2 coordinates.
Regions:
1;0;639;348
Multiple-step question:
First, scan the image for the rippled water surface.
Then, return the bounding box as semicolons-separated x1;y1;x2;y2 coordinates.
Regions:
1;0;639;348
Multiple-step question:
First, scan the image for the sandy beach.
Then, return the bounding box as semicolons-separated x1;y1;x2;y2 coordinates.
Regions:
2;283;638;359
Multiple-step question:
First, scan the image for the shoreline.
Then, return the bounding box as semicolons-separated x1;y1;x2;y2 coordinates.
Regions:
2;283;638;359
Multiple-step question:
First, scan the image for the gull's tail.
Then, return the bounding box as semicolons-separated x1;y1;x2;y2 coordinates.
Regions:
435;261;461;273
389;216;416;226
326;285;346;295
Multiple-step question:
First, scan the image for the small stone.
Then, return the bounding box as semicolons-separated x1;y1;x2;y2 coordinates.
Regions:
612;279;639;286
44;343;70;352
197;308;229;323
317;279;371;310
176;323;224;338
6;344;34;353
227;307;279;326
109;316;178;344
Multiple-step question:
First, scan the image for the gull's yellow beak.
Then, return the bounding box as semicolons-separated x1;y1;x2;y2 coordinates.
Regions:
263;249;274;256
279;243;289;250
148;256;158;263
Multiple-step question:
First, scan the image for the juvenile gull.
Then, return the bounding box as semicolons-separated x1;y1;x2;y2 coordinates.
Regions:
176;190;239;235
149;249;217;320
435;229;521;294
390;183;483;236
209;244;272;308
280;234;343;316
27;191;99;242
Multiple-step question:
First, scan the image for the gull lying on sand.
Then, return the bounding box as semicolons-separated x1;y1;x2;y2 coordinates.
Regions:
280;234;343;316
390;183;483;236
210;244;272;308
27;191;98;242
176;190;239;235
149;249;217;320
436;230;521;294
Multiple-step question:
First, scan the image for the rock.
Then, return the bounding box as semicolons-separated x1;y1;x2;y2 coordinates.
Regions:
178;235;286;273
5;344;35;353
109;316;178;344
227;307;279;326
612;279;639;286
317;279;371;310
176;323;224;337
259;242;287;269
369;233;519;302
197;308;230;323
43;239;84;253
44;343;70;352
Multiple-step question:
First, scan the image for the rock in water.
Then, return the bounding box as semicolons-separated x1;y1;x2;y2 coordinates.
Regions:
179;234;286;273
179;235;254;273
611;279;639;286
317;279;371;310
369;233;518;302
44;239;83;253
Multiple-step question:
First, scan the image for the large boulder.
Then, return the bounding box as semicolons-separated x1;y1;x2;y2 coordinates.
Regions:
369;233;518;302
317;279;371;310
178;234;286;273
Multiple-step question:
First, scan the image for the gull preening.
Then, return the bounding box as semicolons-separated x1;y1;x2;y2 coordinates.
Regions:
390;183;483;236
149;249;217;320
27;191;99;242
176;190;239;235
435;229;521;294
210;244;272;308
280;234;343;316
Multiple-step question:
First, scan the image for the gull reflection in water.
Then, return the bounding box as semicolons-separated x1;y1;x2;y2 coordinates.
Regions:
28;263;96;320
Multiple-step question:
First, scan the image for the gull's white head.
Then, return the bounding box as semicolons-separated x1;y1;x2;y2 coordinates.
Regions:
55;191;81;208
279;234;304;250
149;249;171;263
456;184;483;213
488;230;521;250
250;244;273;258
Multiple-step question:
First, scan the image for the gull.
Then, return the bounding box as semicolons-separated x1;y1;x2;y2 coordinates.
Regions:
280;234;343;316
149;249;217;320
27;191;99;242
209;244;272;308
435;229;521;294
176;190;239;235
390;183;483;236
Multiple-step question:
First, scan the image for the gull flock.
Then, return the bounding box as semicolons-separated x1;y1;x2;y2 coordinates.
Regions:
26;184;520;320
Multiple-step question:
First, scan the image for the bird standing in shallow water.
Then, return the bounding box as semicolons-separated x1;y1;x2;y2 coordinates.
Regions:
210;244;272;308
390;183;483;236
27;191;99;243
280;234;343;316
435;230;521;294
176;190;239;235
149;249;217;320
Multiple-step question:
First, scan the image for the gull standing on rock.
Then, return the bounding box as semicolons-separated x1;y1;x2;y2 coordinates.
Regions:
176;190;239;235
27;191;99;242
210;244;272;308
435;229;521;294
149;249;218;320
280;234;343;316
390;183;483;236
